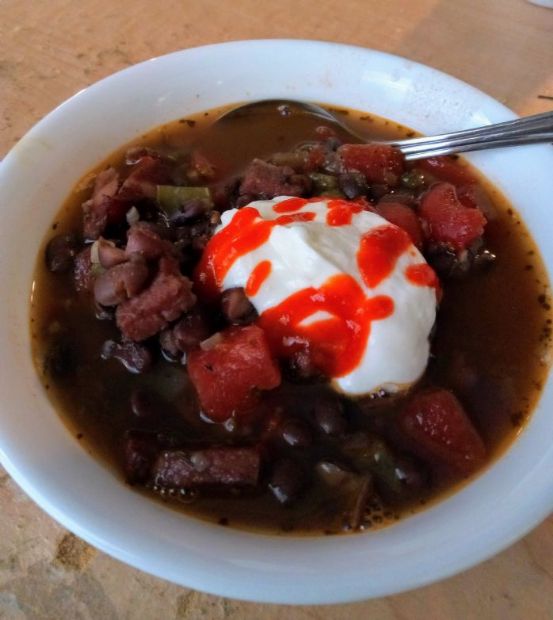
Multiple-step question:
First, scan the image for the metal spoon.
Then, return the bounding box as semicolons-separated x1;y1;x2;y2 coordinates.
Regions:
216;99;553;160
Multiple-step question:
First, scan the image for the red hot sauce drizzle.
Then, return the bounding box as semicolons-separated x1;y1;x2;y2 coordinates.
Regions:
405;263;440;290
245;260;272;297
357;225;411;289
195;206;314;299
258;274;394;378
195;198;437;379
326;199;364;226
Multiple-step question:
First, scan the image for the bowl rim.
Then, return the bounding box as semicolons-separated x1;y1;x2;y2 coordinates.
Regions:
1;38;553;604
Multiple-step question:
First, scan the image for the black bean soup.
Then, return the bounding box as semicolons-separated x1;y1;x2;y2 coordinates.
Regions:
31;103;552;535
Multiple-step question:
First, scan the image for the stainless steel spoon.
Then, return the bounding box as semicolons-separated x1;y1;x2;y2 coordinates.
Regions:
216;99;553;160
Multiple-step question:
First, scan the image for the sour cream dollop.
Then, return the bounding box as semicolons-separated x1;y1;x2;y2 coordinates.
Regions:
195;196;438;396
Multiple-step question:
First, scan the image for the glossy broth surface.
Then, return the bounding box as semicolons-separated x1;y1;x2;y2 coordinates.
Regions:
31;105;552;534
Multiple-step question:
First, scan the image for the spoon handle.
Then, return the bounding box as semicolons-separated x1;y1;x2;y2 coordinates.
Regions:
389;111;553;160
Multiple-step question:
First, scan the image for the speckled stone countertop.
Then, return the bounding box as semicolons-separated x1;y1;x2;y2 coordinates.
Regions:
1;0;553;618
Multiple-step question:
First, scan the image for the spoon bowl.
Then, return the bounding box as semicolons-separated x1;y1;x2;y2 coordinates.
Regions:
217;99;553;159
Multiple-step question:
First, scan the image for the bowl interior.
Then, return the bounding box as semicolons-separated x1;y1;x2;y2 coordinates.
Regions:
0;40;553;604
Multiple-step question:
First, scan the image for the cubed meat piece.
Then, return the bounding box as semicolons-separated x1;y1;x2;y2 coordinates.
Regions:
116;257;196;341
82;168;126;239
376;202;423;248
337;144;404;185
239;159;311;199
420;183;487;250
73;246;94;292
399;388;486;475
119;155;172;200
152;447;260;488
125;222;174;260
187;325;281;421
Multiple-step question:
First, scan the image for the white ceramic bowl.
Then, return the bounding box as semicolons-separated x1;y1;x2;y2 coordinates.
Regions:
1;40;552;605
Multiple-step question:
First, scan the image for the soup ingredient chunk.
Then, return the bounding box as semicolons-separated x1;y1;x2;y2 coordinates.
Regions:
187;325;282;421
420;183;486;250
116;257;196;341
399;388;486;475
337;144;405;185
152;447;261;488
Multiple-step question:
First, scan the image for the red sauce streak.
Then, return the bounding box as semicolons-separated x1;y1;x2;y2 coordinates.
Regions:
195;207;271;298
405;264;441;298
245;260;272;297
326;199;364;226
195;206;316;298
259;274;393;378
357;225;411;288
275;212;316;225
273;197;309;213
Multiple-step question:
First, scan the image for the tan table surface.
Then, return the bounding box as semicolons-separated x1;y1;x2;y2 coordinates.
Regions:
1;0;553;618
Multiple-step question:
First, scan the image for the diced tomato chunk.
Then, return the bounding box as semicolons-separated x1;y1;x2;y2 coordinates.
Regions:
399;388;486;475
187;325;281;421
376;202;423;248
417;156;476;186
456;183;494;219
420;183;486;249
337;144;404;185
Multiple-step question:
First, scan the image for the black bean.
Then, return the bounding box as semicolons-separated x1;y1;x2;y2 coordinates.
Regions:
159;328;180;359
169;199;209;225
175;226;193;246
370;184;389;200
221;288;257;325
281;418;312;448
45;234;79;272
101;340;152;374
313;396;346;436
236;193;255;208
130;389;158;418
315;461;350;487
287;350;323;382
160;312;212;359
338;172;368;199
325;137;342;151
94;302;115;321
191;233;210;252
289;173;313;195
93;259;149;307
378;191;416;206
269;458;307;505
473;248;497;269
43;338;76;378
315;461;373;530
